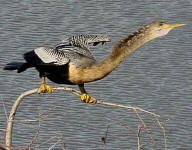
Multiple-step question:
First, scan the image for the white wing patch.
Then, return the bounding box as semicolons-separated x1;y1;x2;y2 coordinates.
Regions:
54;57;69;65
34;47;57;63
34;47;69;65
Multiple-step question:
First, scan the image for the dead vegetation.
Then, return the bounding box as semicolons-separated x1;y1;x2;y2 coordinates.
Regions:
0;87;168;150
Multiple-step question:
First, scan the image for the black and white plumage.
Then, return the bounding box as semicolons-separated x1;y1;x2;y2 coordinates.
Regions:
57;34;110;59
4;34;110;84
3;22;184;104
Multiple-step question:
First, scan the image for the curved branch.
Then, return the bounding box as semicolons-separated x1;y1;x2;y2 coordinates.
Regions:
5;87;159;150
5;89;38;149
54;87;159;117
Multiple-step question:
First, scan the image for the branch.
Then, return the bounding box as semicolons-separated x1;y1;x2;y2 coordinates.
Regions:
137;125;142;150
24;109;41;150
5;89;38;150
134;109;155;148
155;117;168;150
33;136;59;149
24;106;63;150
98;101;159;117
54;87;159;117
5;87;160;150
1;96;8;121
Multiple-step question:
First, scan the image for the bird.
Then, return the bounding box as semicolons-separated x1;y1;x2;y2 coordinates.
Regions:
3;21;185;104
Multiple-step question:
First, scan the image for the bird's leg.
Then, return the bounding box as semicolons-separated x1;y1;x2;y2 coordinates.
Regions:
37;77;54;93
78;84;97;104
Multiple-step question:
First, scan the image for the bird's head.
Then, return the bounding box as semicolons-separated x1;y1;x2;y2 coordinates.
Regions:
144;21;185;39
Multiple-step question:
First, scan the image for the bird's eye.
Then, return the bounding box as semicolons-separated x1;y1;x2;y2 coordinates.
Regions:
159;22;165;26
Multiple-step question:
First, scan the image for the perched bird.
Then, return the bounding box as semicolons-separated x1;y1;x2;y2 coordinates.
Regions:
4;21;184;104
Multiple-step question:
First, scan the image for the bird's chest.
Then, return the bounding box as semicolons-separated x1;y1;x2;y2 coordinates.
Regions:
36;65;73;84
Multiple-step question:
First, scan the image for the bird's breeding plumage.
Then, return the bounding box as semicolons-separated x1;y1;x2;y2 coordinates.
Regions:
68;34;110;48
30;34;110;68
4;34;110;83
33;47;69;65
57;34;110;59
4;22;185;103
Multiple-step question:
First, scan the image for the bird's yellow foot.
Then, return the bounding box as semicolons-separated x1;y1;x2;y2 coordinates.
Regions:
37;83;54;94
80;93;97;104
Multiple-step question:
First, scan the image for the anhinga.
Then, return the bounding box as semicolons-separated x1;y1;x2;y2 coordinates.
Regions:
4;21;185;104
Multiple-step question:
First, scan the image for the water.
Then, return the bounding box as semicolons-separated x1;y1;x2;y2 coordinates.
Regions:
0;0;192;149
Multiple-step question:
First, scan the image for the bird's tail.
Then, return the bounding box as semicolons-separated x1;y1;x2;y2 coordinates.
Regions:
3;62;31;73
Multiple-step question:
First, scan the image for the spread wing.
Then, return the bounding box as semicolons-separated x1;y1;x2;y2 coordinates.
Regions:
24;34;110;68
33;47;69;66
24;47;70;67
68;34;110;49
56;34;110;59
25;46;95;68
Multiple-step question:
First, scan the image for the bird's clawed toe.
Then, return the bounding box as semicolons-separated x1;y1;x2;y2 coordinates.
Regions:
80;93;97;104
37;83;54;93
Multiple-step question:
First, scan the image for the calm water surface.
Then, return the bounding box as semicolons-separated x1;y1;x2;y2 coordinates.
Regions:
0;0;192;149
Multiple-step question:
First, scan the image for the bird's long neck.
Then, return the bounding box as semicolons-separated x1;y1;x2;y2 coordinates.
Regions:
101;30;151;71
75;26;157;84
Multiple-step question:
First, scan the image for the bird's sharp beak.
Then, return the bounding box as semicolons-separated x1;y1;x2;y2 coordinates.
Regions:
162;23;186;29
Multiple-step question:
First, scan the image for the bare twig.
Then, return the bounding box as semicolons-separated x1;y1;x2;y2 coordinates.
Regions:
24;112;41;150
106;118;136;134
1;96;8;121
9;106;62;123
59;136;67;150
48;139;62;150
6;89;38;150
134;109;155;148
137;125;142;150
39;106;62;118
0;129;6;147
5;87;160;150
55;87;160;117
101;125;110;150
97;101;159;117
33;136;59;149
155;117;167;150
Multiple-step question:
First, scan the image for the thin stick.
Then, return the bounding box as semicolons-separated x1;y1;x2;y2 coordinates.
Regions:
54;87;80;97
24;109;41;150
5;87;159;149
134;109;155;147
98;101;159;117
137;125;142;150
106;118;136;134
1;96;8;121
39;106;62;117
155;117;167;150
33;136;59;149
48;139;62;150
0;129;6;146
5;89;38;150
55;87;160;117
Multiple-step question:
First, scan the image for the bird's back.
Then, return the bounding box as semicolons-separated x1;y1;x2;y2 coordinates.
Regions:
4;34;110;85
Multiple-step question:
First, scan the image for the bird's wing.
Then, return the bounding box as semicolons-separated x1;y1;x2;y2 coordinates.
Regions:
33;47;69;65
56;34;110;59
68;34;110;49
33;46;94;66
24;46;96;69
56;44;95;59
